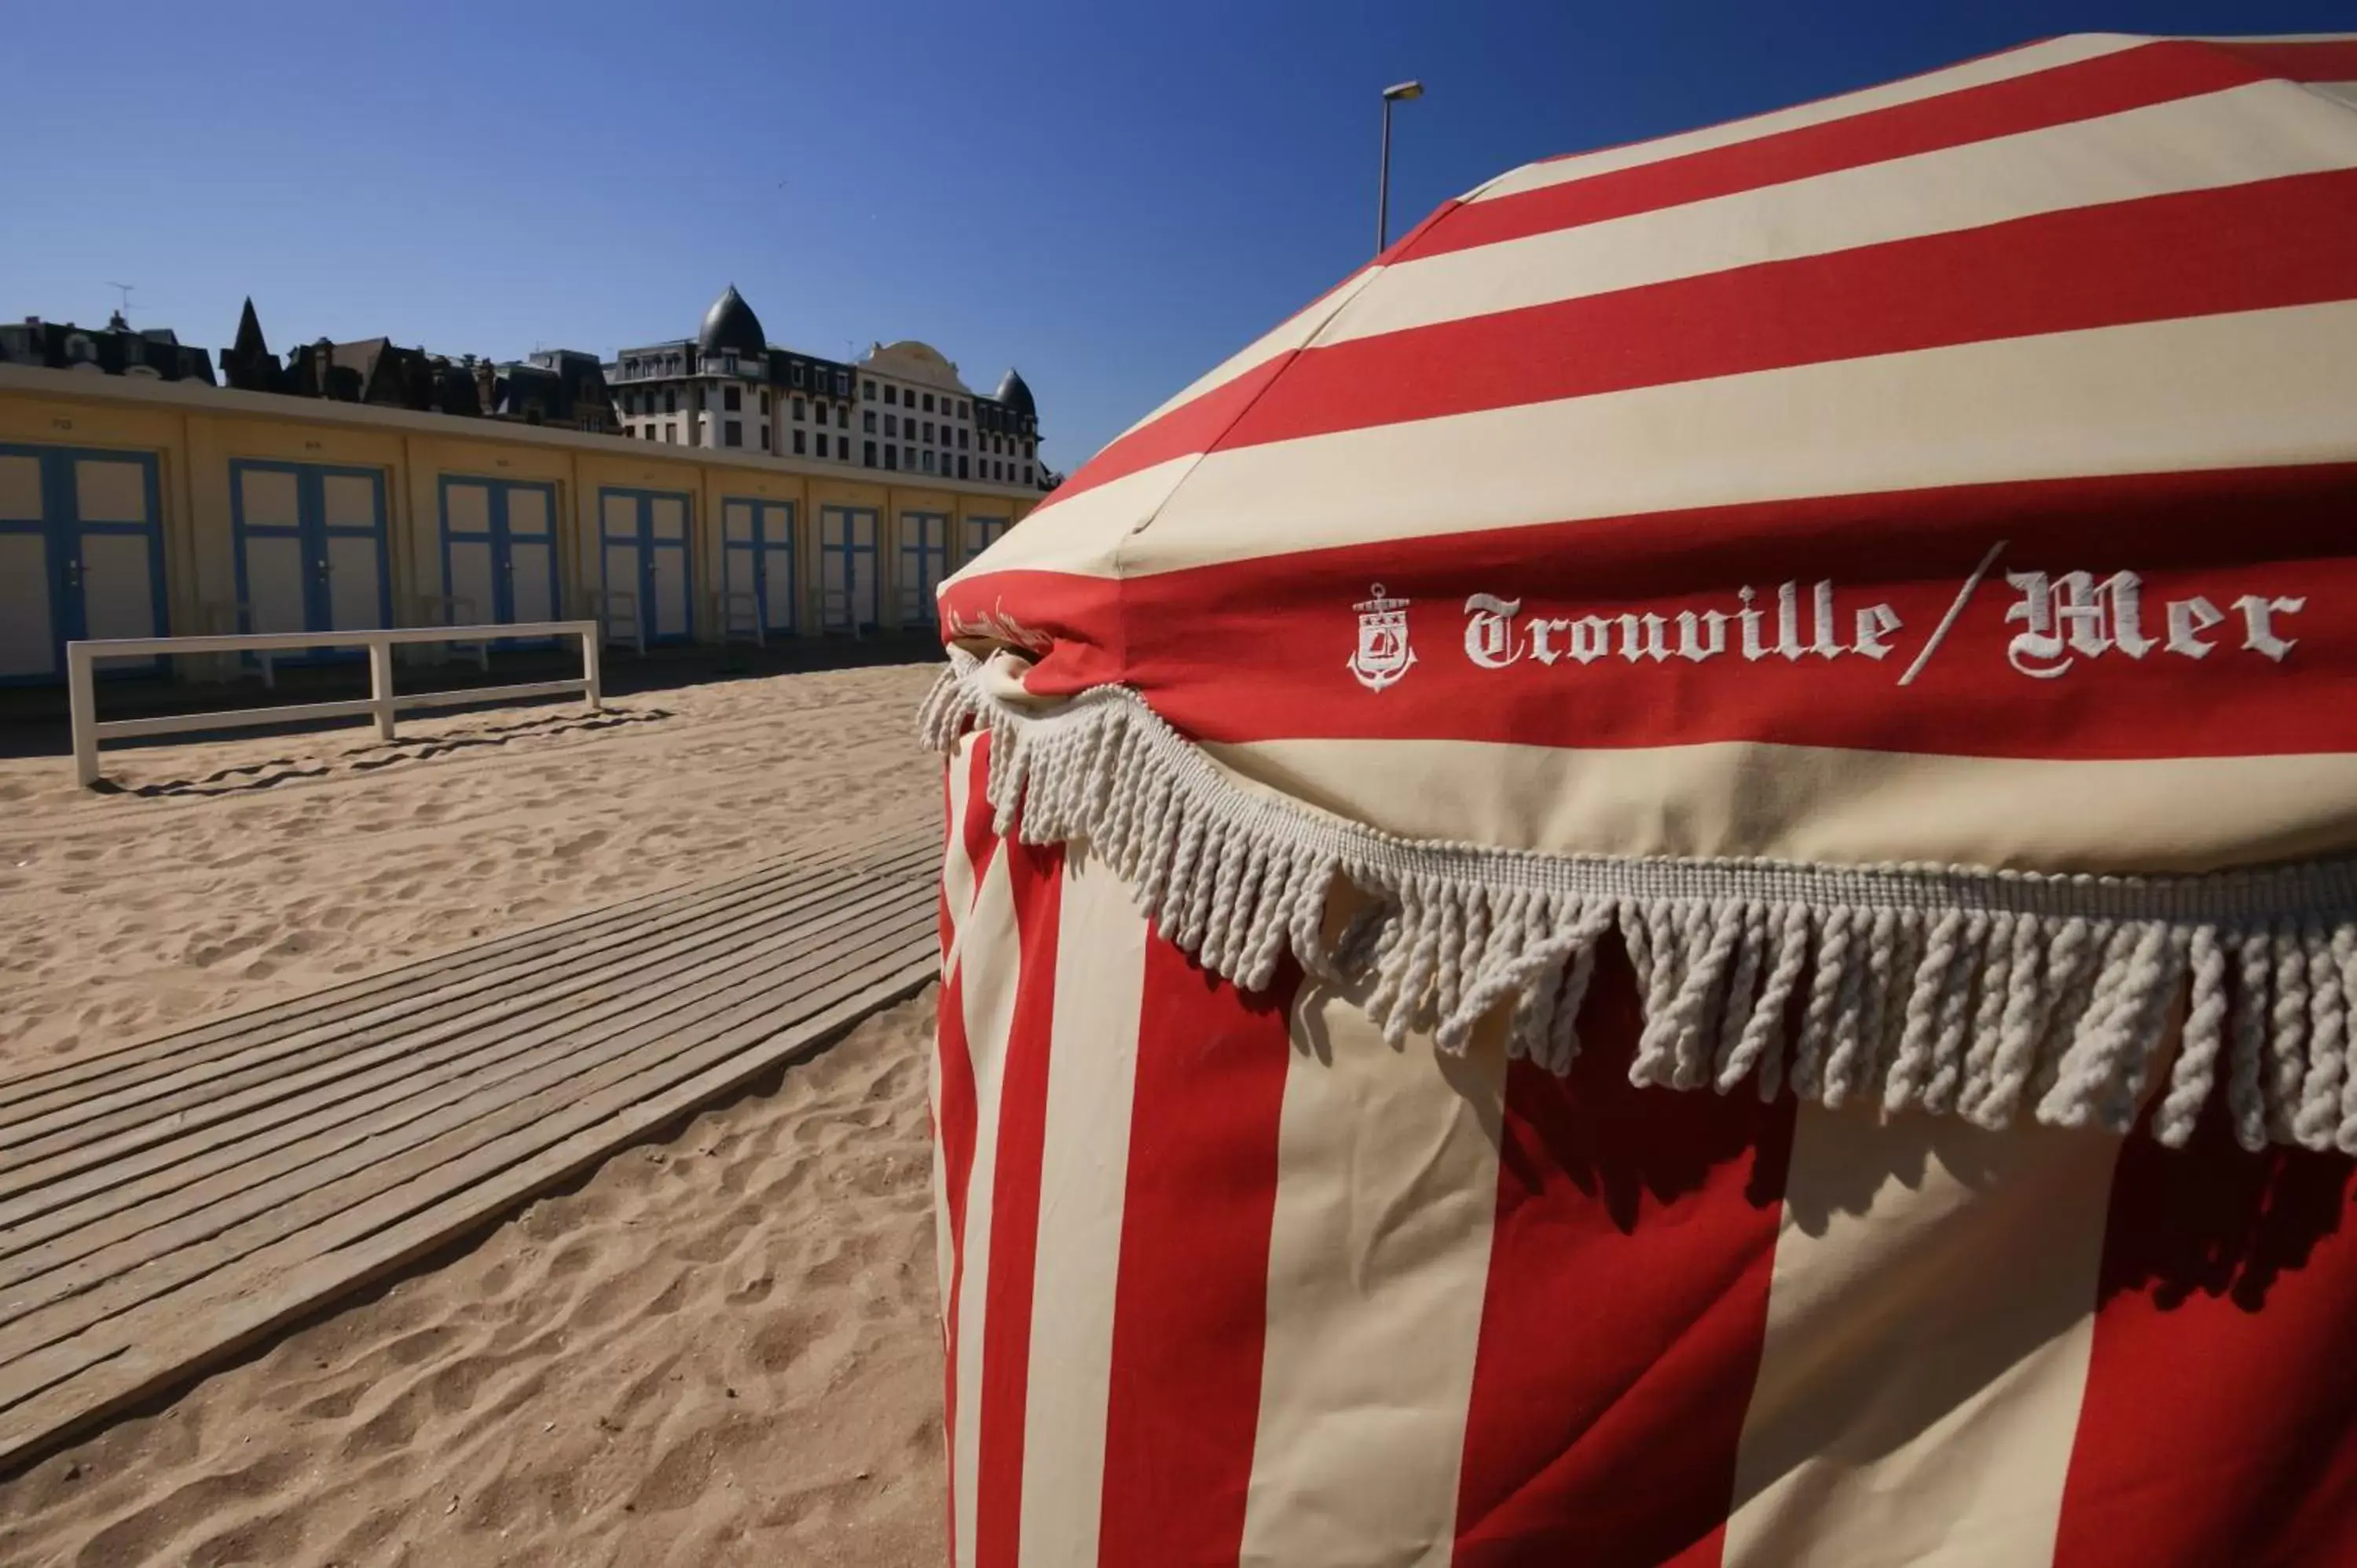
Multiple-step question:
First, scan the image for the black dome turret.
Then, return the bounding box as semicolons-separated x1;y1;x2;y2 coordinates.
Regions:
698;284;767;358
994;367;1036;419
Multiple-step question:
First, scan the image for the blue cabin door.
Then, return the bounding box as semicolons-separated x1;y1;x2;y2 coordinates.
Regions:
0;445;167;683
897;510;950;630
230;460;390;659
819;506;878;633
721;498;797;638
597;488;694;645
962;513;1010;566
441;478;561;647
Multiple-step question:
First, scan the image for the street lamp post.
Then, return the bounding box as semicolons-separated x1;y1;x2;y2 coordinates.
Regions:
1376;79;1424;255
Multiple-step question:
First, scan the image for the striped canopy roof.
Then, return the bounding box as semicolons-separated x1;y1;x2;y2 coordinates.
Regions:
942;31;2357;881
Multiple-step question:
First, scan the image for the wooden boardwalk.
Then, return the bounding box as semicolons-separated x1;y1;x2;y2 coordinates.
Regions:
0;810;942;1470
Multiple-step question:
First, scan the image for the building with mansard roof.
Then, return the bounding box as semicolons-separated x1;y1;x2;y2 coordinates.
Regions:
603;285;1047;489
1;311;216;383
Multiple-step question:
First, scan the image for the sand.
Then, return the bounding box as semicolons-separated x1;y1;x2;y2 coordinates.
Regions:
0;663;952;1566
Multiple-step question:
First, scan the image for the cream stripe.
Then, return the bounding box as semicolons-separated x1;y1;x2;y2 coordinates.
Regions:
934;739;982;1339
951;844;1021;1568
1212;739;2357;876
1017;847;1149;1568
944;452;1190;584
943;739;978;956
1335;80;2355;346
1237;981;1506;1567
1721;1108;2122;1567
1122;302;2357;574
1476;35;2147;202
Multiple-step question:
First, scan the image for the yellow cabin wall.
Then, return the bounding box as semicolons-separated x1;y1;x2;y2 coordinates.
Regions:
0;368;1042;678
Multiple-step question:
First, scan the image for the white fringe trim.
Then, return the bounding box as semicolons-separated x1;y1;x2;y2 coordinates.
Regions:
921;654;2357;1152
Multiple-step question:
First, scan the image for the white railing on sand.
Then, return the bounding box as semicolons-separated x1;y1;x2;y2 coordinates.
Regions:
587;588;647;656
66;622;602;788
713;589;765;649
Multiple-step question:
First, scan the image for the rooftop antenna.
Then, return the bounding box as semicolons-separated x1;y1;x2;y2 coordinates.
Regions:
103;281;136;321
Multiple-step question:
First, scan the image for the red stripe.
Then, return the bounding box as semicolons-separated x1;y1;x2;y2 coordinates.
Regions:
2054;1097;2357;1566
938;735;997;1549
1413;39;2338;261
973;835;1065;1567
2209;38;2357;81
1044;202;1471;506
959;733;1000;900
1046;348;1294;505
1097;939;1297;1566
944;463;2357;764
1222;172;2357;453
1453;941;1796;1566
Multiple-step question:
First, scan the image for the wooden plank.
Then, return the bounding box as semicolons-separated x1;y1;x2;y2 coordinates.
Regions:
0;893;935;1317
0;882;937;1284
0;857;935;1209
0;908;938;1361
0;947;935;1470
0;838;939;1161
0;807;940;1108
0;930;937;1451
0;863;939;1237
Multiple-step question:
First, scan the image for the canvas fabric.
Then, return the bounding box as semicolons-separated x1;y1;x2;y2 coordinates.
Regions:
926;31;2357;1567
935;734;2357;1568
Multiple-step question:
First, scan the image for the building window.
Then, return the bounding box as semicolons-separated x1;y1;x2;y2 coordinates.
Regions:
883;385;896;405
837;435;849;459
864;440;878;467
643;427;654;441
922;421;934;441
666;423;678;443
958;456;970;480
862;378;876;400
793;428;807;456
959;400;970;418
958;428;969;449
863;410;876;433
904;445;915;468
1025;465;1034;485
724;385;742;412
1025;439;1035;458
884;414;897;438
761;389;771;414
922;393;935;412
922;451;936;474
885;445;899;471
723;419;742;447
665;389;678;414
836;405;847;429
793;396;805;420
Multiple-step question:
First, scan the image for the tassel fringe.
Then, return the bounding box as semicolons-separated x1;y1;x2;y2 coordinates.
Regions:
922;655;2357;1152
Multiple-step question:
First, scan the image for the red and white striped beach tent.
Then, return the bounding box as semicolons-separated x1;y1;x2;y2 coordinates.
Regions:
925;33;2357;1567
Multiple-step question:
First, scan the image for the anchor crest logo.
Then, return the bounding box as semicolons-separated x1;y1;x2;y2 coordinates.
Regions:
1347;584;1417;692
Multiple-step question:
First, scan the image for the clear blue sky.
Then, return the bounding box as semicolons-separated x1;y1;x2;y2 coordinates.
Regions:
5;1;2344;472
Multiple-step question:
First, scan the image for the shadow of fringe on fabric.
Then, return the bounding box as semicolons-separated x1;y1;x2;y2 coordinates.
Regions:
920;650;2357;1155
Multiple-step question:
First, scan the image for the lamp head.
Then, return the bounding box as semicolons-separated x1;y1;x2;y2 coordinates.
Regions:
1382;80;1424;102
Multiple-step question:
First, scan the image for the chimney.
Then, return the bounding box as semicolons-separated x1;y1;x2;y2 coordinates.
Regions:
475;357;497;411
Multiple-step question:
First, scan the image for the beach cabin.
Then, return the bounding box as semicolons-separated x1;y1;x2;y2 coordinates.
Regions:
0;362;1043;686
924;32;2357;1568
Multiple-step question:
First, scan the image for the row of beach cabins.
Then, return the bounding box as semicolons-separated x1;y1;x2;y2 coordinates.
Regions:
0;363;1043;689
